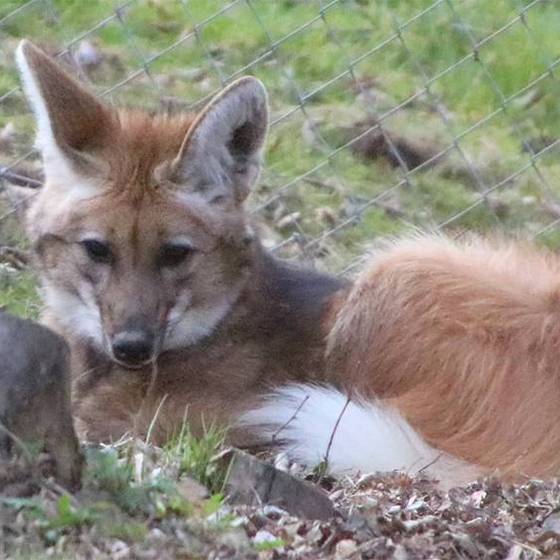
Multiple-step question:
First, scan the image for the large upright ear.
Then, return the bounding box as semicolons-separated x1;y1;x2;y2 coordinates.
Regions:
15;40;114;181
168;76;268;205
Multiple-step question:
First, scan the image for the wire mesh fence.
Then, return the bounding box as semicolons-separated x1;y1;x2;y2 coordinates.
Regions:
1;0;560;300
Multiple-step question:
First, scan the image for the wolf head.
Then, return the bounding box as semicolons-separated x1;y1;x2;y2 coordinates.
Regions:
16;40;268;369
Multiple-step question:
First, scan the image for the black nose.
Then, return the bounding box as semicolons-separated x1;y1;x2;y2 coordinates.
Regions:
111;331;154;366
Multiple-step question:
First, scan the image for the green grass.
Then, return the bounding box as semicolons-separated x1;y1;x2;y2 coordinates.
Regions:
164;421;228;495
1;431;236;555
1;1;560;270
0;270;40;318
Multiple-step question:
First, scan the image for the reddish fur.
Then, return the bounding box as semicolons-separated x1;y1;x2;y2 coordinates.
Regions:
19;40;194;187
328;234;560;479
20;42;560;482
102;111;194;193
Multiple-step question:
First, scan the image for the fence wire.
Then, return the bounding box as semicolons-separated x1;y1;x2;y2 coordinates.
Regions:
1;0;560;279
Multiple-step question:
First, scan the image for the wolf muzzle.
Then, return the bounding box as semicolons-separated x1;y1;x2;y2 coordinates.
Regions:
111;328;155;367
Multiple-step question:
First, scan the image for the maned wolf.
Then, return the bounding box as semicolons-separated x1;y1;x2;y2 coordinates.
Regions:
16;40;560;486
0;311;83;489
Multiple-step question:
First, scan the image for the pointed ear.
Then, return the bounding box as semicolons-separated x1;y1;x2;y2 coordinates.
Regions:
168;76;268;205
16;40;114;180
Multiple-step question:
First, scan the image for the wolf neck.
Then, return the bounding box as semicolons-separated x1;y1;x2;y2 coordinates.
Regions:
229;246;349;380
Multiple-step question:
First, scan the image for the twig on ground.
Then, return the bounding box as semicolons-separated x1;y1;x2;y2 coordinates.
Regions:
271;394;310;443
317;396;352;483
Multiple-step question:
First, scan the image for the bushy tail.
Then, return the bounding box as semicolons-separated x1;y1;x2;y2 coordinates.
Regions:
240;384;480;489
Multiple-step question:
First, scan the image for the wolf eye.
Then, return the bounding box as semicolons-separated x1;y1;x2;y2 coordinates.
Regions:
159;243;194;268
81;239;112;264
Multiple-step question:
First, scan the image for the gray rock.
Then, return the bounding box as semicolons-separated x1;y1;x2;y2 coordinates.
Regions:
223;449;336;520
